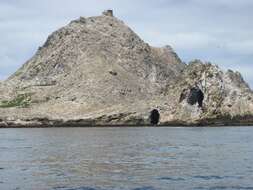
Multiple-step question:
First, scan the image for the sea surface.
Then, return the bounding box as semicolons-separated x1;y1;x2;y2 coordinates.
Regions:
0;127;253;190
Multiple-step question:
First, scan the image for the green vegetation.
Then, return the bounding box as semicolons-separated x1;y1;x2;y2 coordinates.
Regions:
0;93;32;108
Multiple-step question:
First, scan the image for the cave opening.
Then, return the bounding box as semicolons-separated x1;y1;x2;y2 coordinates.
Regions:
187;87;204;107
150;109;160;125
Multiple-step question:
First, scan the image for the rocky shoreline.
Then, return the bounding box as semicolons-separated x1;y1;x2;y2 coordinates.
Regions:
1;114;253;128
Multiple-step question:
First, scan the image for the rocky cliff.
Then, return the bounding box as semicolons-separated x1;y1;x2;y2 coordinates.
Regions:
0;10;252;127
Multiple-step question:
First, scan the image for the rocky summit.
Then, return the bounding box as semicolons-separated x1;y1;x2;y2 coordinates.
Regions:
0;10;253;127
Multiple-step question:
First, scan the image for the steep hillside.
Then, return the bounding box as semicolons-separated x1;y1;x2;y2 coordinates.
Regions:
0;10;252;127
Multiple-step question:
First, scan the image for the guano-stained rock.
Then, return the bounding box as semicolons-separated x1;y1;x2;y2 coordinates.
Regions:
0;11;252;127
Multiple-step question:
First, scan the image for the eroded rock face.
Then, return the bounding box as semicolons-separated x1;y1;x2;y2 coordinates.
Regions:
165;60;253;125
0;11;252;127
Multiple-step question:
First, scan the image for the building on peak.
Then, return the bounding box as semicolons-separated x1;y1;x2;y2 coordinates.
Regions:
103;10;113;17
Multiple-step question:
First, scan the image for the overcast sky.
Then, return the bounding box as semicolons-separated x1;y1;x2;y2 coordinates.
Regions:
0;0;253;88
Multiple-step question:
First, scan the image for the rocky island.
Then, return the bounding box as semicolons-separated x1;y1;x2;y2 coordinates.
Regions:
0;10;253;127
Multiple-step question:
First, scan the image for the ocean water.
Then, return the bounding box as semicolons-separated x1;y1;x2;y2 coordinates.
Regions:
0;127;253;190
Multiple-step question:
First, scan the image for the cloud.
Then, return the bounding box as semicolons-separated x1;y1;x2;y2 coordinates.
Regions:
0;0;252;88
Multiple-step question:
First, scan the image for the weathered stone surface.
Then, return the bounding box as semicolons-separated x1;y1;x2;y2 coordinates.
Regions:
0;11;252;127
163;60;253;125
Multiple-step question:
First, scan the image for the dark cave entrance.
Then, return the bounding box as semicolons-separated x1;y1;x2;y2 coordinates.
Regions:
187;87;204;107
150;109;160;125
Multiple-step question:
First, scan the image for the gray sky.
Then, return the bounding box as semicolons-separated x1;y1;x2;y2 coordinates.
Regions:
0;0;253;88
